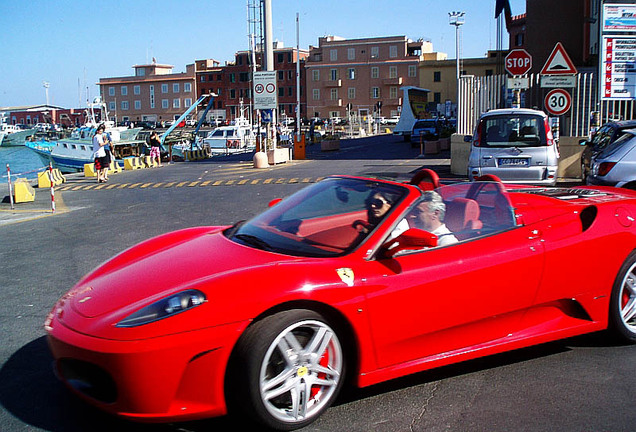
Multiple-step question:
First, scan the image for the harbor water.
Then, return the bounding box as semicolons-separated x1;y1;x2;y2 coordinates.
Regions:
0;146;48;180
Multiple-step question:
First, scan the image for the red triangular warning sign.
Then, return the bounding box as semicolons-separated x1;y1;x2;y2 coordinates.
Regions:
541;42;577;75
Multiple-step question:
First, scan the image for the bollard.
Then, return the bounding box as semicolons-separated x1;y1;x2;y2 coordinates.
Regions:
6;164;14;210
48;164;55;213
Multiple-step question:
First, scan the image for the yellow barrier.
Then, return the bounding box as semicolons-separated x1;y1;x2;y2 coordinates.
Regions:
124;157;143;170
141;156;158;168
109;160;124;173
14;178;35;203
84;163;97;177
38;168;66;188
186;149;209;161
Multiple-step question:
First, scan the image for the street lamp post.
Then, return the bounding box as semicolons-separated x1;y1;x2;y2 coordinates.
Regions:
43;81;50;106
448;11;465;119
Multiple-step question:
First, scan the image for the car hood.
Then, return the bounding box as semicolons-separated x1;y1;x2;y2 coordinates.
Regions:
70;226;297;319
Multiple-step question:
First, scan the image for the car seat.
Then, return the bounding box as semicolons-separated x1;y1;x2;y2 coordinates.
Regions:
409;168;440;191
445;198;483;240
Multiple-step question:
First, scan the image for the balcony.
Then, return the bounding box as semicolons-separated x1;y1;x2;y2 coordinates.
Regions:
382;77;403;86
325;79;342;88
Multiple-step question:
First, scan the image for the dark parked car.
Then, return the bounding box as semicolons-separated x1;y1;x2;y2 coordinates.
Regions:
580;120;636;182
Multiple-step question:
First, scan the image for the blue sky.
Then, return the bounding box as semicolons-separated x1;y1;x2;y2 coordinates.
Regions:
0;0;525;108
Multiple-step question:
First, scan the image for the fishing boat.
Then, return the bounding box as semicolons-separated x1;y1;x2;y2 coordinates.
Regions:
1;127;36;147
200;103;256;155
25;98;144;172
0;123;18;146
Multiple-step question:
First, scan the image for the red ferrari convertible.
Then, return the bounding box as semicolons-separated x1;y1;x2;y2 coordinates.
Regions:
45;171;636;430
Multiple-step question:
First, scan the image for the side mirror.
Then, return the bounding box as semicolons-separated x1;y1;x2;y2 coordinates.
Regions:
464;135;473;143
268;198;283;207
381;228;438;258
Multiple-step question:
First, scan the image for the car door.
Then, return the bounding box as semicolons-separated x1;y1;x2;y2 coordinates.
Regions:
361;227;544;368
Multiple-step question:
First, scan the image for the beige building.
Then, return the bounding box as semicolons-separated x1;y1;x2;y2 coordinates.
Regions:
306;35;429;121
99;61;196;124
419;51;506;116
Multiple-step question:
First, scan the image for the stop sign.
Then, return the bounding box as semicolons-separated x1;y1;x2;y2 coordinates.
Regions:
505;49;532;76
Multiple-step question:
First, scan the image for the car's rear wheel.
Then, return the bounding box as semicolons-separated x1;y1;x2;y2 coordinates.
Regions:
228;309;345;430
609;251;636;343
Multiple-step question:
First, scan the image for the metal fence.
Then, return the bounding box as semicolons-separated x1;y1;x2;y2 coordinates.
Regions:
457;72;633;137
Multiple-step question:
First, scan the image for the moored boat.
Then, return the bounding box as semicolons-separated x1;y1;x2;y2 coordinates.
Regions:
25;99;144;172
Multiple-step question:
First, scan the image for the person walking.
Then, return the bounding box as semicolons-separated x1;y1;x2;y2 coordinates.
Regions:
92;124;109;182
149;131;163;167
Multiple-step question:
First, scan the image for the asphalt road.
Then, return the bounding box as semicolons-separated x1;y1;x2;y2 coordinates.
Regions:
1;134;634;432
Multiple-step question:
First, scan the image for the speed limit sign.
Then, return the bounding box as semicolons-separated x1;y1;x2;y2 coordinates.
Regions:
544;88;571;116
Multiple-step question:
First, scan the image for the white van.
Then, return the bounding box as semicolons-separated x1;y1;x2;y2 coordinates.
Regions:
466;108;559;186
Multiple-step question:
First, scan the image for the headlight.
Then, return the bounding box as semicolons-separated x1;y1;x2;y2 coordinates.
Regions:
116;289;206;327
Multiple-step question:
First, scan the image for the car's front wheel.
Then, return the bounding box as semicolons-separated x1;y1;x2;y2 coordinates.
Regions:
228;309;345;430
609;251;636;343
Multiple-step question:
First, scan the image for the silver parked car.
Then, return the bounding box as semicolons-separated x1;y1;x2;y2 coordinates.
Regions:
586;129;636;190
467;108;559;186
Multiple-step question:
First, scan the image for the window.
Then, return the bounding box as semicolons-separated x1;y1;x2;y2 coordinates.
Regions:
134;85;140;95
433;71;441;82
371;87;380;98
371;67;379;79
371;46;379;58
408;65;417;77
389;66;397;78
121;86;128;96
173;98;180;108
330;88;338;100
312;70;320;81
161;84;168;93
312;89;320;100
390;86;398;99
515;33;524;47
108;87;115;96
277;53;285;63
230;89;236;99
348;87;356;99
162;99;169;109
348;68;356;80
389;45;397;58
278;71;284;80
347;48;355;60
434;92;441;103
184;98;192;107
330;49;337;61
184;83;191;92
134;100;141;110
279;87;285;97
229;73;236;83
149;85;155;109
136;68;145;77
173;83;180;93
109;102;115;111
330;69;338;81
121;101;129;110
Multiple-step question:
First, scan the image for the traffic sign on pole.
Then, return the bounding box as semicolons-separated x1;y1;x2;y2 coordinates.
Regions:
505;49;532;76
544;88;572;116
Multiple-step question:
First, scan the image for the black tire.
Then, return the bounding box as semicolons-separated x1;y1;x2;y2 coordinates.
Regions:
609;250;636;343
227;309;345;431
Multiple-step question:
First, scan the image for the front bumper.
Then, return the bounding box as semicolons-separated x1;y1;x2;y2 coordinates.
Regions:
46;316;249;422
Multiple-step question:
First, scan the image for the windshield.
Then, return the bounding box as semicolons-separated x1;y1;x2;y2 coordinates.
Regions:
480;114;547;147
226;177;408;257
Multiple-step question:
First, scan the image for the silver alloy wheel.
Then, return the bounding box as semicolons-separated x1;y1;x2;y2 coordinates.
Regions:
620;261;636;333
259;319;343;424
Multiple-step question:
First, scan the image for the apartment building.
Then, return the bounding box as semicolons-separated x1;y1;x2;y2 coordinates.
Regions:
196;45;308;123
98;61;196;124
419;50;506;115
305;35;428;120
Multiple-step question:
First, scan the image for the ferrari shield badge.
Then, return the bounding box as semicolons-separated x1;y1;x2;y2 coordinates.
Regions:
336;268;355;287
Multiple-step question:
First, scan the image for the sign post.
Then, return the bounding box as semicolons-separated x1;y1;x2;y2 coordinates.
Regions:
505;49;532;108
